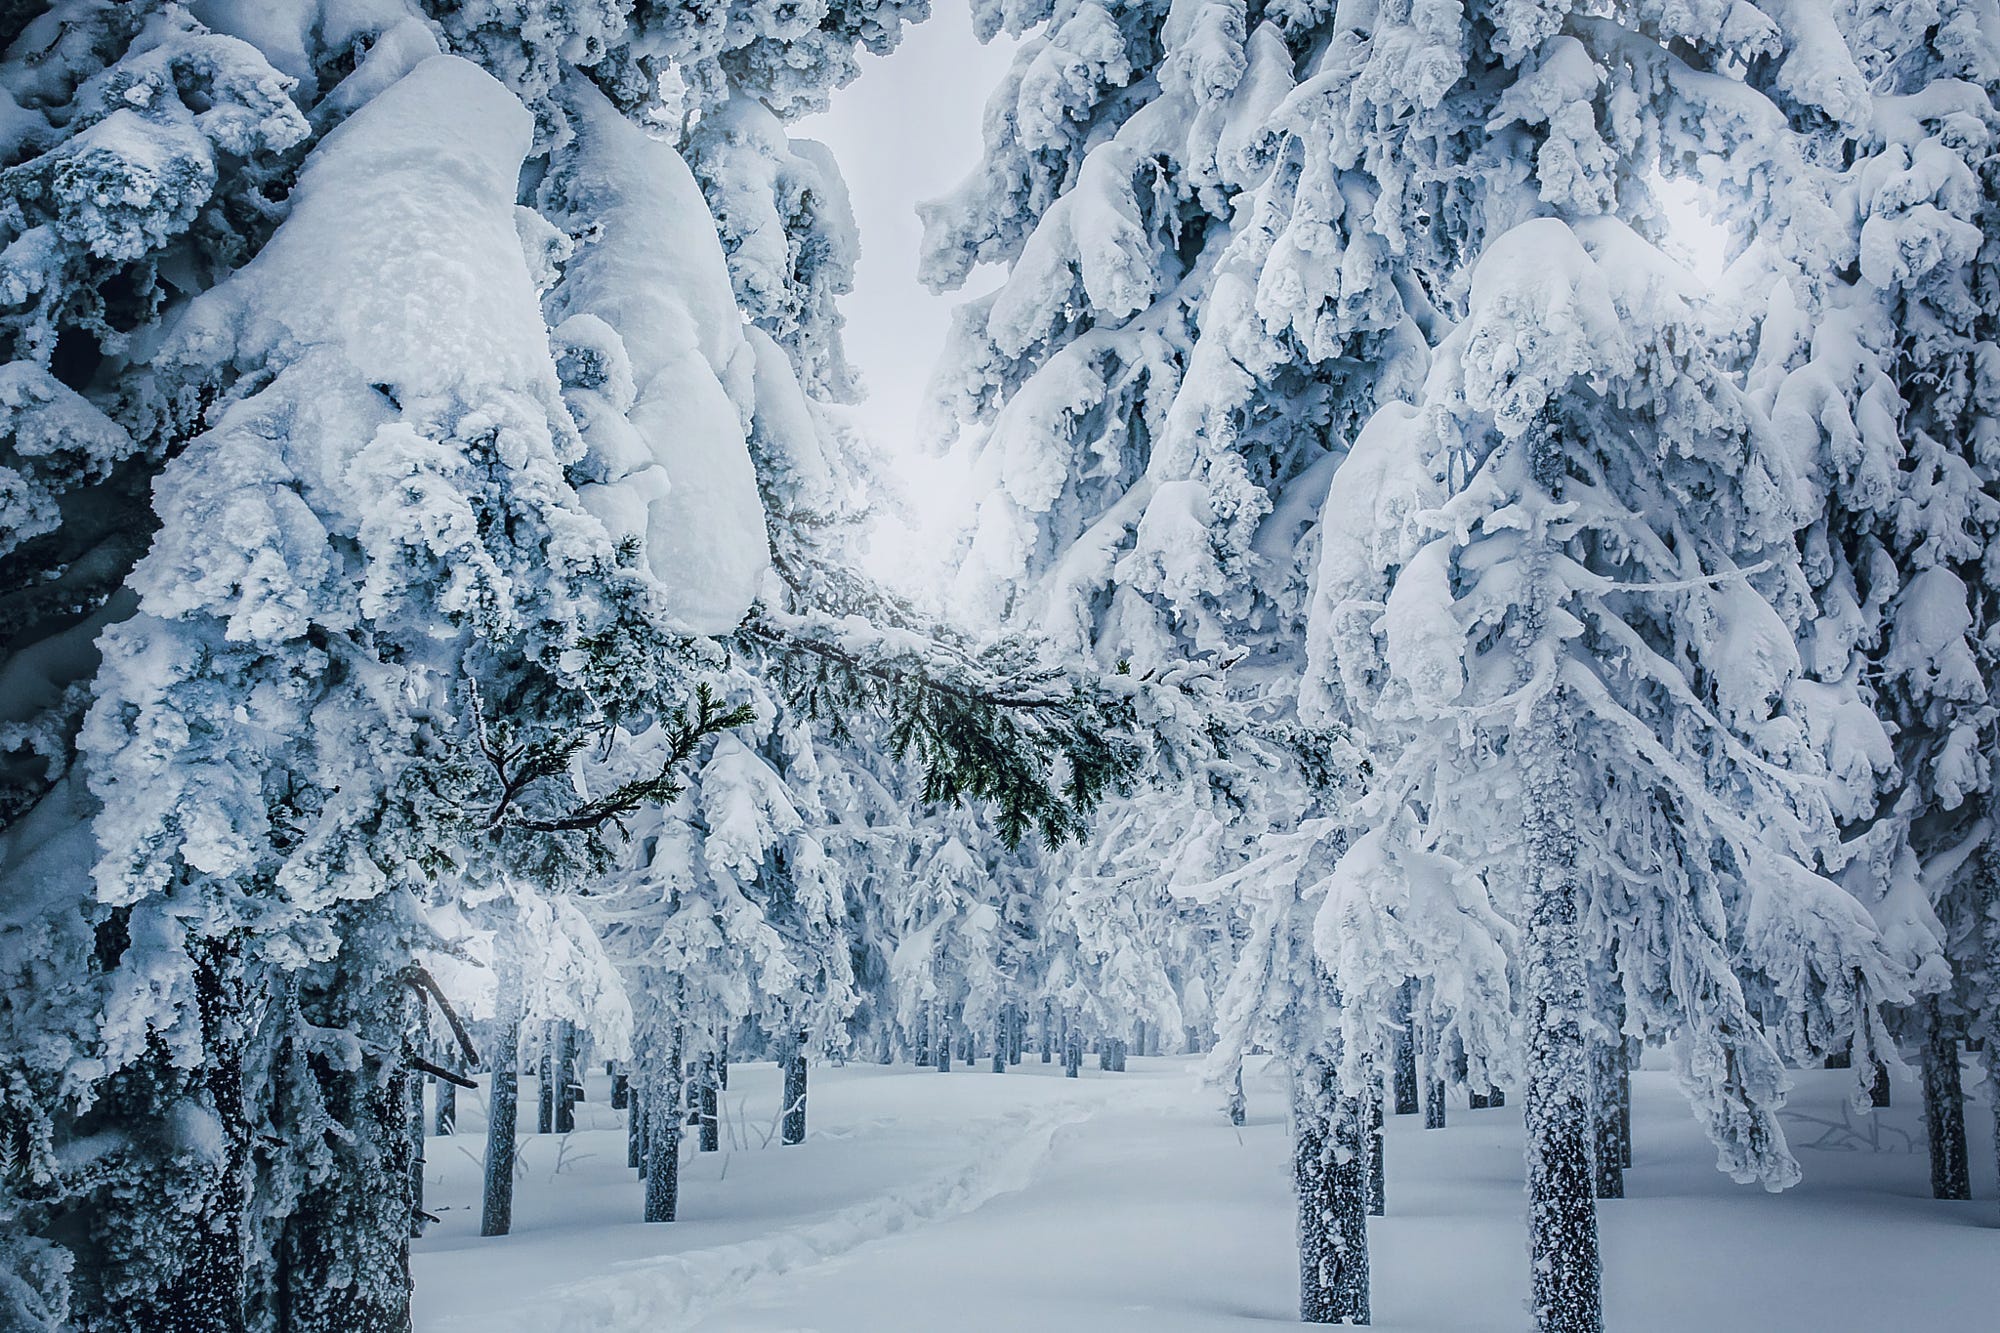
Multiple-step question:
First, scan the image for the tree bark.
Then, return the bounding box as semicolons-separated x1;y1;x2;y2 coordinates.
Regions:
553;1020;578;1134
409;1073;427;1238
1422;1010;1446;1131
1921;997;1969;1200
627;1084;643;1170
1520;685;1602;1333
643;1023;685;1222
1391;980;1420;1116
1591;1034;1623;1200
435;1078;457;1136
537;1024;555;1135
481;969;523;1238
699;1051;721;1153
1228;1067;1247;1126
1616;1040;1632;1170
1367;1063;1386;1217
782;1032;808;1145
1295;1051;1370;1324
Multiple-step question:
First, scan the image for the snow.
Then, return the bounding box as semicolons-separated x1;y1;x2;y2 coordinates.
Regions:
413;1056;1999;1331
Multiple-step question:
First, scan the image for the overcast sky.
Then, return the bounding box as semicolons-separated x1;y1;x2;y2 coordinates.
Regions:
798;6;1018;454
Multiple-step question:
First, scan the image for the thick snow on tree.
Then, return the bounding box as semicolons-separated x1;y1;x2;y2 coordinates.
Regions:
1736;0;2000;1146
1315;215;1916;1181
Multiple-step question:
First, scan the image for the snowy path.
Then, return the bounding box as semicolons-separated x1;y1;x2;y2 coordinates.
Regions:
414;1057;1999;1332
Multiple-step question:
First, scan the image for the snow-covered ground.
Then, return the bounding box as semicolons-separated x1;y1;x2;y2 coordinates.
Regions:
414;1056;1997;1331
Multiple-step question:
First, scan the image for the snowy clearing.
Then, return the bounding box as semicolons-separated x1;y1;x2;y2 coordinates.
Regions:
415;1057;1998;1331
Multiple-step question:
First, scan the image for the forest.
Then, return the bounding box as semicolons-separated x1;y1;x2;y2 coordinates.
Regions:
0;0;1995;1329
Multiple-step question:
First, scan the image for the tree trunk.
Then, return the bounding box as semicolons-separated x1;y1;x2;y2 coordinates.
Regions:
1064;1024;1082;1078
643;1023;685;1222
782;1032;808;1145
992;1017;1007;1073
916;1003;933;1066
938;1022;954;1073
1367;1063;1386;1217
1422;1010;1446;1131
1591;1035;1623;1200
611;1070;629;1111
553;1020;578;1134
1520;685;1602;1333
1391;980;1420;1116
435;1078;457;1136
1921;998;1969;1200
1228;1067;1247;1126
537;1024;554;1135
1295;1051;1370;1324
1616;1040;1632;1169
409;1073;427;1238
276;898;420;1332
627;1084;643;1169
699;1051;721;1153
90;938;258;1333
1041;1001;1055;1063
481;970;523;1238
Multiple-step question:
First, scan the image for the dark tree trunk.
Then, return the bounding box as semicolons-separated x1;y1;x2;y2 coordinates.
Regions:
1490;1087;1506;1109
699;1051;720;1152
409;1074;427;1238
643;1024;685;1222
1520;684;1602;1333
1041;1001;1055;1063
1591;1035;1623;1200
1367;1064;1386;1217
537;1024;554;1135
553;1020;578;1134
717;1031;729;1090
611;1071;629;1111
1422;1011;1446;1131
276;899;421;1333
1098;1036;1112;1071
1391;980;1420;1116
938;1023;954;1072
1009;1003;1024;1064
627;1084;643;1170
782;1033;808;1145
1922;998;1969;1200
88;939;257;1333
435;1078;457;1136
1295;1051;1369;1324
992;1017;1006;1073
916;1003;933;1066
1064;1024;1082;1078
1616;1040;1632;1169
1857;1031;1892;1106
1228;1067;1247;1126
481;976;522;1238
644;1056;684;1216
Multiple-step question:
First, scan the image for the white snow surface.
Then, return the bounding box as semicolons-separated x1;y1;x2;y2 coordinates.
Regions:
413;1056;1996;1331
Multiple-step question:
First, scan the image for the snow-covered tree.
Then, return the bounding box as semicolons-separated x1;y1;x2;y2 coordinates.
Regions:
1741;0;2000;1196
